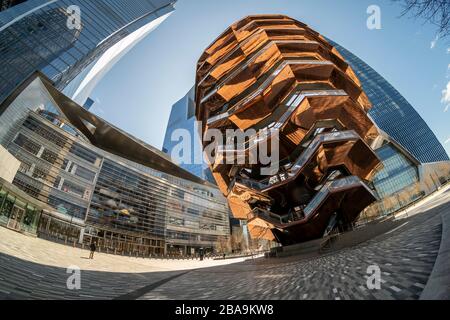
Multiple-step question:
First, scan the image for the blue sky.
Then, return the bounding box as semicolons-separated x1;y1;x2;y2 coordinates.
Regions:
91;0;450;156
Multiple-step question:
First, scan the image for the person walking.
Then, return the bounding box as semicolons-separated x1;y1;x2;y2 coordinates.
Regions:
89;241;97;259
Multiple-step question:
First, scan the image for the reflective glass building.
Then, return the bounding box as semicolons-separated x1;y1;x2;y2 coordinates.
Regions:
0;0;26;11
0;0;176;106
325;40;450;218
330;40;449;163
162;87;216;184
0;73;230;256
372;143;419;199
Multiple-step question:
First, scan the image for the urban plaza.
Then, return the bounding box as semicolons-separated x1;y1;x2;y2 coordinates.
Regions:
0;0;449;314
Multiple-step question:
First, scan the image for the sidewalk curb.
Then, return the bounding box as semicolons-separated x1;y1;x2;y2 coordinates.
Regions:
420;210;450;300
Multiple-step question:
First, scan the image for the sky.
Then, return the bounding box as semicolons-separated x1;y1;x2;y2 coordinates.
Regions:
90;0;450;157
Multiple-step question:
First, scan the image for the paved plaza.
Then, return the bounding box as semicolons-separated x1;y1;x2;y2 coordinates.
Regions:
0;187;449;300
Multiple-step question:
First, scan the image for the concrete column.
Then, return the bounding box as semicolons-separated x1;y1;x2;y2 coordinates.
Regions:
79;227;85;244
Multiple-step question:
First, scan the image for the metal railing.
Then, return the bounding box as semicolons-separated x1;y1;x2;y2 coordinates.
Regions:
233;130;360;193
248;175;376;227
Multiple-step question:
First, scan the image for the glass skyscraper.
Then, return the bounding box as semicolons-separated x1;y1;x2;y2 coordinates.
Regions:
163;87;215;184
0;0;176;106
330;40;449;163
372;143;420;198
0;0;26;12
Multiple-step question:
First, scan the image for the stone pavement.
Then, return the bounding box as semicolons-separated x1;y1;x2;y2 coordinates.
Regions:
0;228;253;299
141;204;444;300
0;227;253;274
0;188;449;300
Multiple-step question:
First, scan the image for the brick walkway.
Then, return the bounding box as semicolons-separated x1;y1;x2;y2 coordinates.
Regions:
0;188;449;300
141;205;444;300
0;227;253;299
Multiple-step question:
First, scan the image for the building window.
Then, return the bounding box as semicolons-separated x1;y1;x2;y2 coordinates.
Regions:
61;180;86;199
74;165;96;182
32;167;48;181
13;133;41;155
47;195;86;220
18;161;32;174
41;149;58;165
53;176;61;188
23;117;67;148
12;177;40;198
69;143;99;164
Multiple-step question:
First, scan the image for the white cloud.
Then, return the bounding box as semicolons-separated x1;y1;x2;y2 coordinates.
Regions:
447;48;450;54
431;35;439;49
443;81;450;112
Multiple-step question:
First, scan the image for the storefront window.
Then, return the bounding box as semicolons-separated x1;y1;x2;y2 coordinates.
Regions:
22;206;40;233
0;189;6;209
1;195;15;219
37;215;80;242
14;198;26;210
0;186;42;234
0;190;8;224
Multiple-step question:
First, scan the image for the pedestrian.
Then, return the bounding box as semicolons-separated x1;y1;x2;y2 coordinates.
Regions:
89;241;97;259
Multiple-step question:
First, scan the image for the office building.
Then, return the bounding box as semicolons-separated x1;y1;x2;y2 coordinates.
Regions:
326;42;450;217
330;40;449;163
0;0;176;107
0;0;26;11
163;87;215;184
0;72;230;256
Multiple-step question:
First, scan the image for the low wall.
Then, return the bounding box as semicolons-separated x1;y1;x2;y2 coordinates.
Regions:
271;238;324;258
420;210;450;300
270;218;405;258
326;219;405;252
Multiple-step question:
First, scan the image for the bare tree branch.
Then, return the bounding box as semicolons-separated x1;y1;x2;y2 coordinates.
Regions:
393;0;449;38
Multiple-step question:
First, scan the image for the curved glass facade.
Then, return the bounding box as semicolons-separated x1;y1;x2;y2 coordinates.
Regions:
0;75;230;256
330;40;449;163
372;143;419;198
163;87;216;184
0;0;27;12
0;0;175;106
89;157;230;250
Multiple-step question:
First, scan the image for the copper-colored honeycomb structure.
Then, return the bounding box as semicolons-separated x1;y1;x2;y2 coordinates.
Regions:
195;15;382;245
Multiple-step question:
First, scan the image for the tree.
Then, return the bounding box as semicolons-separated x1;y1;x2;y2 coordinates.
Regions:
230;231;245;253
393;0;449;38
215;235;231;254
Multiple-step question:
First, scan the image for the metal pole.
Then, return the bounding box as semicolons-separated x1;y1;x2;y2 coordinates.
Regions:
67;212;74;241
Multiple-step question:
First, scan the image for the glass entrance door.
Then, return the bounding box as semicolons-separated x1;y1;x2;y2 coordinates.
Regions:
7;206;25;231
